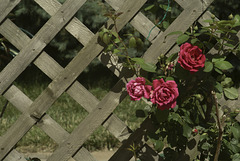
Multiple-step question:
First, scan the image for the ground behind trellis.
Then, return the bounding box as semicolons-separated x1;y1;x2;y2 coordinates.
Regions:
24;150;135;161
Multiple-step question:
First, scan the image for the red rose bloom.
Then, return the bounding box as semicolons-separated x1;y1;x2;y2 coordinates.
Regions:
178;43;206;73
151;79;179;110
126;77;152;101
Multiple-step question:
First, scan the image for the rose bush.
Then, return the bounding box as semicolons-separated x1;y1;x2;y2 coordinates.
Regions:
101;12;240;161
178;42;206;73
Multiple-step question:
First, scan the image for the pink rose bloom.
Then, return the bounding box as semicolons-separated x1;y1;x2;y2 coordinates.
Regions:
151;79;179;110
178;43;206;73
126;77;152;101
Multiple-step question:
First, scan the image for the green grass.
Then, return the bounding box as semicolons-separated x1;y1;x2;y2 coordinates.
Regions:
0;82;148;152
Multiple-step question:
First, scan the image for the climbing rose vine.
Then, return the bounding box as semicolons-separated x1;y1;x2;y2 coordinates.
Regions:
101;12;240;160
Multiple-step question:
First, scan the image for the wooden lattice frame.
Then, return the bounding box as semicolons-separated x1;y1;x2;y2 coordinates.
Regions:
0;0;239;160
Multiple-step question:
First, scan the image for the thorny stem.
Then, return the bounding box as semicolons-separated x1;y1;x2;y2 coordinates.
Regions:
113;19;134;71
217;27;232;55
212;91;223;161
133;151;137;161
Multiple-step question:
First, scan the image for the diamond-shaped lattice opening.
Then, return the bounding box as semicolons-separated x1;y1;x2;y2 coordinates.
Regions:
44;27;84;68
83;126;120;152
0;96;21;137
9;0;51;36
77;58;119;100
16;126;57;153
209;1;240;20
114;98;148;131
74;0;112;34
13;65;51;101
140;0;183;32
46;92;88;133
0;35;18;72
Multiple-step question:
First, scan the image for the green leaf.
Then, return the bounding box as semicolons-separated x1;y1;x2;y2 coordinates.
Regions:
131;58;156;73
212;56;226;63
204;61;213;72
224;139;240;153
114;38;120;43
200;133;208;141
166;31;183;37
154;140;164;152
159;4;171;11
201;142;211;150
111;31;118;38
105;44;113;51
144;4;155;11
221;77;233;88
224;43;235;47
191;38;199;45
214;61;233;70
203;19;214;23
166;77;174;81
234;14;240;23
217;20;235;26
215;82;223;93
224;87;239;99
177;34;190;45
183;123;192;138
216;92;222;99
232;153;240;161
162;21;170;29
168;113;183;125
197;103;205;119
155;109;169;123
214;67;223;74
231;126;240;140
233;22;240;27
113;49;120;54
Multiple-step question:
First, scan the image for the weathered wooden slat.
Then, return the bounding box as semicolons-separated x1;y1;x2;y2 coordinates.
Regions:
46;78;128;161
106;0;161;42
0;0;21;23
29;0;144;116
34;0;61;16
0;0;145;159
34;0;124;77
4;149;26;161
35;0;94;46
1;18;132;141
0;114;36;159
65;17;95;46
0;20;30;50
143;0;213;63
3;85;97;161
3;84;128;161
0;18;131;144
38;115;97;161
0;0;87;95
3;85;31;114
45;1;147;160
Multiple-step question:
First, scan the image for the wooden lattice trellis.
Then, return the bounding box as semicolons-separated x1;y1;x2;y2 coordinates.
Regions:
0;0;239;160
